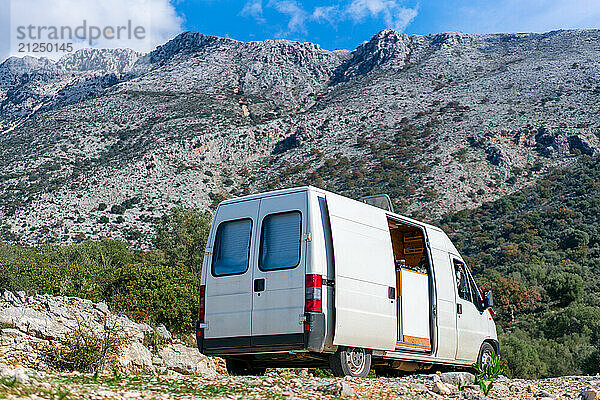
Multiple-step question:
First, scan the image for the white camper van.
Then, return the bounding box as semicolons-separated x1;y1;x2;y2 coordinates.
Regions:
196;186;498;377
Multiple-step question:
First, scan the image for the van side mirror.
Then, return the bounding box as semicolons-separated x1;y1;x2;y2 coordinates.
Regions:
484;291;494;308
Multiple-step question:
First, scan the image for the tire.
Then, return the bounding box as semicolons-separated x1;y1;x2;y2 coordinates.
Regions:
329;347;372;377
225;358;266;376
477;342;497;368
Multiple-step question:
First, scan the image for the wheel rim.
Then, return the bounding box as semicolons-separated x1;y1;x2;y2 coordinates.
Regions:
481;348;494;366
346;348;366;375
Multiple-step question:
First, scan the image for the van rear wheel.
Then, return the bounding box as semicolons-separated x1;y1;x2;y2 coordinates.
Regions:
330;347;371;377
225;358;266;376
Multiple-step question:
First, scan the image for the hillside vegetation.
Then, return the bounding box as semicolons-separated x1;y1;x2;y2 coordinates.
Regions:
0;208;210;333
440;155;600;377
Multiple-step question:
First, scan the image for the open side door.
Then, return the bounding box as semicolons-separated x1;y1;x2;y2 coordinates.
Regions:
326;193;397;351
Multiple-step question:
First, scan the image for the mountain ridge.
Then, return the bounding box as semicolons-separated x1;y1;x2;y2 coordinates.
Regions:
0;28;599;245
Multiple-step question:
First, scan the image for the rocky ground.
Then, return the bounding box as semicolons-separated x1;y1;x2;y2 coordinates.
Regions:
0;368;598;400
0;290;215;376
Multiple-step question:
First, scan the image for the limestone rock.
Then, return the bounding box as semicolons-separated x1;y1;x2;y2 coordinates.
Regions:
318;382;354;397
0;364;31;383
432;381;452;395
117;341;155;374
0;29;599;246
579;388;599;400
156;324;173;343
158;344;217;376
439;371;475;387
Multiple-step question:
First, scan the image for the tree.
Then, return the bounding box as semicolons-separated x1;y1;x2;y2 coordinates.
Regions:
480;276;541;322
545;271;584;306
153;208;212;273
561;229;589;249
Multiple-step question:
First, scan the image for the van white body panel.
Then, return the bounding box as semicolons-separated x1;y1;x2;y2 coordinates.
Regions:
251;192;306;337
429;244;458;360
326;193;397;351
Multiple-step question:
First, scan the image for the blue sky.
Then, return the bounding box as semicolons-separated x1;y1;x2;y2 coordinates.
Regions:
175;0;600;50
1;0;599;61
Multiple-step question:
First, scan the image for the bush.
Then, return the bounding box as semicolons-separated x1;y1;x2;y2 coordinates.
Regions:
153;207;212;273
45;316;124;372
0;221;206;333
545;271;584;306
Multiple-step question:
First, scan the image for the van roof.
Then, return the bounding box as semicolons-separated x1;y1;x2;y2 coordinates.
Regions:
220;186;460;255
219;186;444;232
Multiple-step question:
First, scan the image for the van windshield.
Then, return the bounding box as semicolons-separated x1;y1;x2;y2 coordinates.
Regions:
212;219;252;276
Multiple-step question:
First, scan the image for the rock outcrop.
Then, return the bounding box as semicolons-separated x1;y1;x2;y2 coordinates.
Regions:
0;290;215;376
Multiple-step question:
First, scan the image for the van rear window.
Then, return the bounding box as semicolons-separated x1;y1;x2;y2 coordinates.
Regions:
212;218;252;276
259;212;302;271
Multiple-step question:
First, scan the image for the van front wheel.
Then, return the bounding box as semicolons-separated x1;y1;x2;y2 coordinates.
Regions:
477;342;497;368
330;347;371;377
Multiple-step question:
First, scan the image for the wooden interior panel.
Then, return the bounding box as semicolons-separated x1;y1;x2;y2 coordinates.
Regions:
388;222;425;268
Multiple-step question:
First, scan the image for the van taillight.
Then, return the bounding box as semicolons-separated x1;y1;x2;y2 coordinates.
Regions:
305;274;322;313
198;285;206;322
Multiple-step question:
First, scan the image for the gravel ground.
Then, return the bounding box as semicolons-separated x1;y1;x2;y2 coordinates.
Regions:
1;370;598;400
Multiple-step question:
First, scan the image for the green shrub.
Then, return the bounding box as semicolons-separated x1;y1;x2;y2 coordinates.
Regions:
0;209;210;333
45;316;124;372
153;207;212;273
545;271;584;306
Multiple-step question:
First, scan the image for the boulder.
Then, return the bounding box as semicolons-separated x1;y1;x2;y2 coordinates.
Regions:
158;344;217;376
568;135;599;156
579;388;599;400
156;324;173;343
0;290;214;376
432;381;452;395
117;341;155;374
439;371;475;386
0;364;32;384
318;382;354;397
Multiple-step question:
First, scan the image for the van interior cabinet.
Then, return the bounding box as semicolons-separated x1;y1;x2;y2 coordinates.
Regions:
399;268;431;351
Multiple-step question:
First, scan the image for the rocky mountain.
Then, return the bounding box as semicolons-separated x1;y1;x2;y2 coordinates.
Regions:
0;29;599;246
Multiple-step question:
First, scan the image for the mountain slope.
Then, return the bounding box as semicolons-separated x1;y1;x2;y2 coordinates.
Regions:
0;29;599;245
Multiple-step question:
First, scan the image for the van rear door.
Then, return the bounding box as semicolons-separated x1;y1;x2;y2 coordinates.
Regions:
203;199;260;352
326;194;397;351
251;191;307;347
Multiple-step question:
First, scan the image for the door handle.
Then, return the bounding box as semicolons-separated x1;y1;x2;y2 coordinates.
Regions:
457;303;462;315
388;287;396;300
254;278;265;292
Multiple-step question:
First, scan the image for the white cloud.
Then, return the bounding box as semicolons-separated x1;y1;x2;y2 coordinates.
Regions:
240;0;265;22
347;0;418;31
312;6;339;25
455;0;600;34
2;0;183;60
267;0;308;34
240;0;418;37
